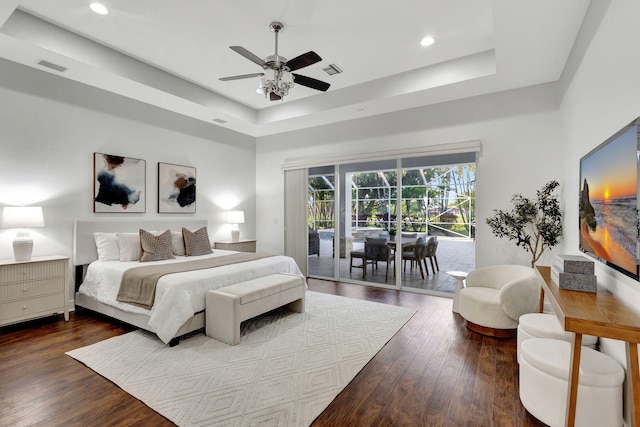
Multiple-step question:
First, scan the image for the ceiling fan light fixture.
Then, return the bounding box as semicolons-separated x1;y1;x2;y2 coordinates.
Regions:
221;21;329;101
258;68;293;100
279;69;293;88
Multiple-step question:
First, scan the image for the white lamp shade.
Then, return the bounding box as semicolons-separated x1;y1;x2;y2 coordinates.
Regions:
227;210;245;224
2;206;45;229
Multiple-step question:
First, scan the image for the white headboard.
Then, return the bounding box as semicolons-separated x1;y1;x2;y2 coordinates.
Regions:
73;219;208;266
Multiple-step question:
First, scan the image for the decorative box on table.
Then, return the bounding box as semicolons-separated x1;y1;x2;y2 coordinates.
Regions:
550;254;597;293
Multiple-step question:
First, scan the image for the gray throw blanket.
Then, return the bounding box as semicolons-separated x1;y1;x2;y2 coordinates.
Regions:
116;252;274;309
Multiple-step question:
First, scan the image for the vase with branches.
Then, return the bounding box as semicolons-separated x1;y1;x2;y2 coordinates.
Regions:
486;180;563;267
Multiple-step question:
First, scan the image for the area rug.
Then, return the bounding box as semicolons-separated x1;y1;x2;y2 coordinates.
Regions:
66;291;415;426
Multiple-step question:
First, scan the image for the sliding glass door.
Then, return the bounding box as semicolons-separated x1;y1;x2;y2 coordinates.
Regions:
306;153;476;296
307;167;336;279
399;157;476;292
340;160;398;287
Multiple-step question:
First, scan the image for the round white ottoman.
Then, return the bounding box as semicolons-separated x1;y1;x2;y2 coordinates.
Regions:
519;338;624;427
517;313;598;363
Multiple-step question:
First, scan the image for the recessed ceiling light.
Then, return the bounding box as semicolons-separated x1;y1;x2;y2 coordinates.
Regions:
89;3;109;15
420;36;435;47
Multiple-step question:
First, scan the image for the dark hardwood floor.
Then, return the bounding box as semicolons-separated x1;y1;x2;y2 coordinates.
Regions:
0;279;545;427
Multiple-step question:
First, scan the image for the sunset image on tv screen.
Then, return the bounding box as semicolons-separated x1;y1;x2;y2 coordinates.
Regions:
579;124;638;276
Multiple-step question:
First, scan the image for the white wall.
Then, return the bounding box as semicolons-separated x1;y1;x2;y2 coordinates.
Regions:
0;59;257;307
561;0;640;306
256;82;564;268
560;0;640;411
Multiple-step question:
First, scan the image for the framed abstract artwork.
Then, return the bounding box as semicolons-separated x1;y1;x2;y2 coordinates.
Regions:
158;162;196;213
94;153;146;213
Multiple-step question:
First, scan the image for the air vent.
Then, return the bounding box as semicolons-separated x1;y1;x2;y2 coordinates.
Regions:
321;63;343;76
212;118;228;124
37;60;67;72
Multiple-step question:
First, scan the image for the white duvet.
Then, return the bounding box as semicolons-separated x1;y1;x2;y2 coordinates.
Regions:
78;250;302;343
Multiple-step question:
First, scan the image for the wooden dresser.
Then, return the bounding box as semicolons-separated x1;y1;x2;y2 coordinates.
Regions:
0;255;69;327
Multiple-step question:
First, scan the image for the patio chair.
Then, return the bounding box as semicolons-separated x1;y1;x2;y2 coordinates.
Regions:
349;248;368;276
365;237;393;281
424;237;439;273
308;229;319;257
402;236;427;278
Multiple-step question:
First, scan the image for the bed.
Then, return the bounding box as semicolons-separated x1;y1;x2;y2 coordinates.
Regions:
73;220;303;344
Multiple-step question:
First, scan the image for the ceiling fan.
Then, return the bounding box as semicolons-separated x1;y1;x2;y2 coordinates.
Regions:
219;21;330;101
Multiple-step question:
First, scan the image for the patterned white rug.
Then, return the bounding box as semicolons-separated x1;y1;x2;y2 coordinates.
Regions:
67;291;415;427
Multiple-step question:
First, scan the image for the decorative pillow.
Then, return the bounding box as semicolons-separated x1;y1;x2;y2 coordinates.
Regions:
171;231;186;256
116;232;142;262
183;227;213;256
93;232;120;261
139;229;175;262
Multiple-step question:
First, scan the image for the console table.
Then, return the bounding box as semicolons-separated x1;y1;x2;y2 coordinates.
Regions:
536;265;640;427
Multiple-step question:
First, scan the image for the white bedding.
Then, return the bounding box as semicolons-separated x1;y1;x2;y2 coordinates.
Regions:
78;250;303;343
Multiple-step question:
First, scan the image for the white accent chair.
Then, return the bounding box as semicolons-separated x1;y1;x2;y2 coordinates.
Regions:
457;265;539;337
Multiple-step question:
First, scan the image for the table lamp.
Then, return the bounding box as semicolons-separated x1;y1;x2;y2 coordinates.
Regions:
1;206;45;261
227;210;245;242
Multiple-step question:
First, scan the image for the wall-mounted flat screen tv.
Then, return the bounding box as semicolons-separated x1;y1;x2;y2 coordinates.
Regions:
579;118;640;280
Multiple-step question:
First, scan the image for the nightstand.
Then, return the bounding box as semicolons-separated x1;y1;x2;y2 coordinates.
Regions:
0;255;69;326
214;240;257;253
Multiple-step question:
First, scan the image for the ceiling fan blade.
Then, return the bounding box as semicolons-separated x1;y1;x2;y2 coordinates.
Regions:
292;73;330;92
270;92;282;101
219;73;264;81
229;46;266;67
286;51;322;71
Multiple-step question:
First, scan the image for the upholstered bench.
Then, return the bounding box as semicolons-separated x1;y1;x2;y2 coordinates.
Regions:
517;313;598;363
519;338;624;427
205;273;306;345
